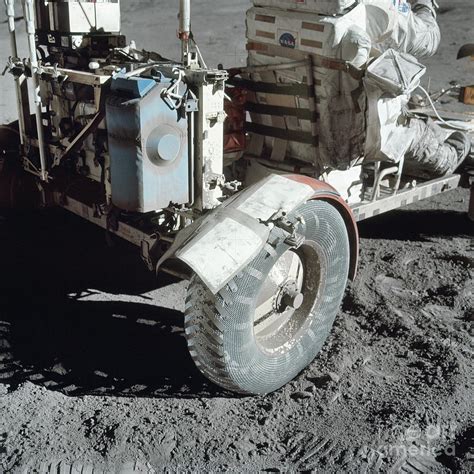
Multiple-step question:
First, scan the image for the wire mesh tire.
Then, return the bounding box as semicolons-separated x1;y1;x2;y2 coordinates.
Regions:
184;200;351;395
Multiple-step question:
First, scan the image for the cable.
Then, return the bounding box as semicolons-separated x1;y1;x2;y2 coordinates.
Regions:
417;85;473;131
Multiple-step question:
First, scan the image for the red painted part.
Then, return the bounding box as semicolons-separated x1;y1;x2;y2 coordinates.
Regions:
285;174;360;281
224;86;247;154
224;133;246;154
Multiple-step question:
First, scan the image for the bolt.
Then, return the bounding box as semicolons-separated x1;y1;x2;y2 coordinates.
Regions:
281;288;304;311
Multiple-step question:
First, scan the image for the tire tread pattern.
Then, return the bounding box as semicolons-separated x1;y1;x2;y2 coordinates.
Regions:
185;200;351;394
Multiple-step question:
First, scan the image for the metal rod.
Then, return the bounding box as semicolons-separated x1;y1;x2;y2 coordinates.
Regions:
178;0;191;65
393;156;405;195
468;182;474;223
22;0;48;181
371;165;399;202
232;59;310;74
4;0;18;57
4;0;27;145
305;54;319;163
158;234;175;244
187;109;195;206
159;265;190;281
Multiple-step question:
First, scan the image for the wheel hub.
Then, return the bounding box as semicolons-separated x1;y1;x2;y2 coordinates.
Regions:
276;280;304;312
253;243;326;355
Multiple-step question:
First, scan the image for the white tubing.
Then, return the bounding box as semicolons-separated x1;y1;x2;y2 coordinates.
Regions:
179;0;191;36
4;0;27;145
22;0;48;181
418;86;472;132
179;0;191;64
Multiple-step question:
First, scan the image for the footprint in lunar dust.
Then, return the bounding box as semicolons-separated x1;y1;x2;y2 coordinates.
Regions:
27;459;156;473
390;449;450;473
285;433;391;472
374;275;418;300
284;433;342;470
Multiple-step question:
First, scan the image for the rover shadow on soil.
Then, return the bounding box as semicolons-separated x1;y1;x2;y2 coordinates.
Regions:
0;210;231;399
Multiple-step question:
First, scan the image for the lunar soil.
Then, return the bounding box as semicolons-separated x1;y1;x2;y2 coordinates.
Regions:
0;0;473;472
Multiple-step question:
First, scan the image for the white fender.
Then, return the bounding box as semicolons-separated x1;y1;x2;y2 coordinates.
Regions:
157;174;316;294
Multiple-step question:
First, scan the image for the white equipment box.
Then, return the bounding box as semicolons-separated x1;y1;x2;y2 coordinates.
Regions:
245;6;369;171
36;0;121;34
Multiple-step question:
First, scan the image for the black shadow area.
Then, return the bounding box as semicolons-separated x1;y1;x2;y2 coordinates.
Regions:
0;210;230;398
358;209;473;241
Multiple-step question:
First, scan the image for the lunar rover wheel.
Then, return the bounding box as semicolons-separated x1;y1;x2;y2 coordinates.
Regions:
184;200;350;395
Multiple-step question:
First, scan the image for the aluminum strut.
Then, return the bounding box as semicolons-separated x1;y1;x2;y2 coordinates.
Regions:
178;0;191;66
22;0;48;181
4;0;29;145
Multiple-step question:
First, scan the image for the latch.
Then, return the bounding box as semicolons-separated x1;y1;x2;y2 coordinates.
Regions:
205;172;226;191
161;68;186;111
205;111;226;125
268;212;305;249
2;56;27;78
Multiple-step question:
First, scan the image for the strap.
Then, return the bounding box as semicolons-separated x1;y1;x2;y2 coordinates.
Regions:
229;77;314;97
245;122;318;146
245;101;319;122
228;59;310;75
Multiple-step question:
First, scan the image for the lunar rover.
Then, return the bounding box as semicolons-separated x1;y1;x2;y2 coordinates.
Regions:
1;0;472;394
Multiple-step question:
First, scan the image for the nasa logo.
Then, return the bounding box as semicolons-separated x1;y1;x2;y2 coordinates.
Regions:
399;2;411;14
392;0;410;14
279;32;296;49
